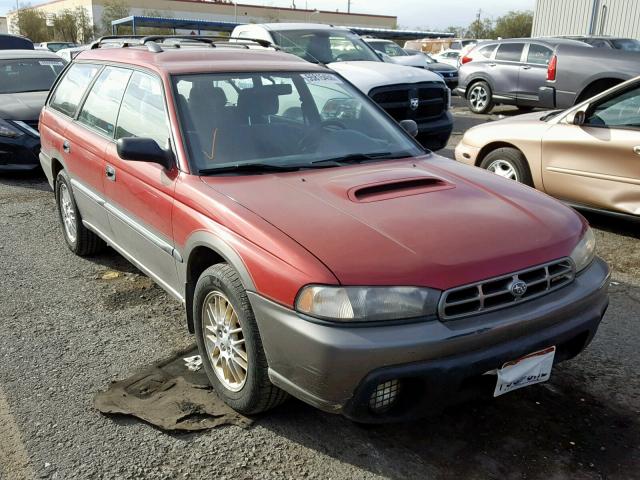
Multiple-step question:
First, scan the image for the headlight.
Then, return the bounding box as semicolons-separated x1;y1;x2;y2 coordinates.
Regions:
570;227;596;272
0;119;24;138
295;285;440;322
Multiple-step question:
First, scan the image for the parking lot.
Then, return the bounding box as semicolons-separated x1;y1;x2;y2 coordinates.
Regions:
1;102;639;480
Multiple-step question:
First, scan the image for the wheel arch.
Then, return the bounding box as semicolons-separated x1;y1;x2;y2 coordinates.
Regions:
575;77;625;104
182;232;256;334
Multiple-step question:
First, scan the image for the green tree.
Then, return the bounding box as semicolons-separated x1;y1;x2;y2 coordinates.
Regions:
466;18;494;39
100;0;131;35
494;10;533;38
11;4;48;43
52;9;77;42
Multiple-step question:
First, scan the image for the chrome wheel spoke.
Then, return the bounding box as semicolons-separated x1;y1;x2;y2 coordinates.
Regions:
201;290;248;392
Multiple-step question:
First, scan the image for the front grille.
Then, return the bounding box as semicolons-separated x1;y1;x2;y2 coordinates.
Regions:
369;82;447;123
439;258;575;321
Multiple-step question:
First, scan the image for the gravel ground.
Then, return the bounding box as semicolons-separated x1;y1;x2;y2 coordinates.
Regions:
1;105;639;479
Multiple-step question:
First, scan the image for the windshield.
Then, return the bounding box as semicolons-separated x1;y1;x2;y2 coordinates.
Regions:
271;29;380;64
0;58;66;94
611;38;640;51
45;43;75;52
173;71;423;174
368;41;407;57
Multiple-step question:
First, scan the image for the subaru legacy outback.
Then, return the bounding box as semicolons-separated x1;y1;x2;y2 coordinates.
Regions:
39;36;610;422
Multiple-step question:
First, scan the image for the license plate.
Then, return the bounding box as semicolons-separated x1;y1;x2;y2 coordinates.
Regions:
494;346;556;397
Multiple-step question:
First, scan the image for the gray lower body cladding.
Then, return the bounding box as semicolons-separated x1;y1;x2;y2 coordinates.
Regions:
249;258;610;421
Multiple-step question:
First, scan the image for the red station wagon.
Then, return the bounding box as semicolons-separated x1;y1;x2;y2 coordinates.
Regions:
39;36;610;422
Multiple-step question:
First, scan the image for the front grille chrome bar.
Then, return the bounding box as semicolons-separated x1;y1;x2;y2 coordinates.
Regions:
438;258;575;321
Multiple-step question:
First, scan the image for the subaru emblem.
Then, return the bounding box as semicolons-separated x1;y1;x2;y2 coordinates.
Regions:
510;280;528;297
410;98;419;110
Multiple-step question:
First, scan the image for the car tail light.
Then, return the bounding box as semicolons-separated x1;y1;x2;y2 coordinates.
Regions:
461;55;473;64
547;54;557;81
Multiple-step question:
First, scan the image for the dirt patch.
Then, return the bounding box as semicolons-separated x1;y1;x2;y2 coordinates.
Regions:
94;347;252;431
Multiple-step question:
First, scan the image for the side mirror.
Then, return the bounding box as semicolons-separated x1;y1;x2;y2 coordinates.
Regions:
399;119;419;137
572;110;586;125
116;137;174;170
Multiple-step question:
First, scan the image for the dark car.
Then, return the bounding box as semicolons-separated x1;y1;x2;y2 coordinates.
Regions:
456;37;640;113
563;36;640;52
0;50;66;171
0;34;34;50
404;48;458;88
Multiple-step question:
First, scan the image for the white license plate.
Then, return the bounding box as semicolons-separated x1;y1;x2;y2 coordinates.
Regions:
494;346;556;397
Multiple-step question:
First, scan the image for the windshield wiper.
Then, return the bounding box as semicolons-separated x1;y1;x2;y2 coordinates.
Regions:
199;162;305;175
311;151;411;166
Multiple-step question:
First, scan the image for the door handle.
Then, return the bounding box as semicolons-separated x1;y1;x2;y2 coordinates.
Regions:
634;146;640;155
63;140;70;153
105;165;116;181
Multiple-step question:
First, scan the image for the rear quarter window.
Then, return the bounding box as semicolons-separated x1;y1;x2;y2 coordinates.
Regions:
49;63;101;117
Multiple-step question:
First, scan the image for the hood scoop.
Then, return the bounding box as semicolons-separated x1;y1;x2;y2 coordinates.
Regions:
349;176;454;203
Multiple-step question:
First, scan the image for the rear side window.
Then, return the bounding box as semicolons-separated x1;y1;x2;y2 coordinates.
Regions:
476;44;497;59
495;43;524;62
49;63;101;117
526;44;553;65
116;71;170;148
78;67;131;137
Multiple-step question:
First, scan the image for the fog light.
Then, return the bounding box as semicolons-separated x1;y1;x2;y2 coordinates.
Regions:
369;379;400;413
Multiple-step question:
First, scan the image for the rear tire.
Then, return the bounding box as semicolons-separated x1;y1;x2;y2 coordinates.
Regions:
55;170;105;256
480;148;533;187
466;81;494;114
194;263;288;415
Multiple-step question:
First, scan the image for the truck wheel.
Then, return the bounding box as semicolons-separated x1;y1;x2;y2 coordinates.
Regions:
55;170;104;256
480;148;533;187
467;81;494;114
194;263;287;415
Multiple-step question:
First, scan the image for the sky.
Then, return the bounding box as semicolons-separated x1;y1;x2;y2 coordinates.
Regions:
0;0;536;29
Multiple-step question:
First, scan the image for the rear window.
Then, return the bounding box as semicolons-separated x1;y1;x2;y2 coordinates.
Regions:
475;44;497;59
0;58;65;94
50;63;101;117
526;44;553;65
495;43;524;62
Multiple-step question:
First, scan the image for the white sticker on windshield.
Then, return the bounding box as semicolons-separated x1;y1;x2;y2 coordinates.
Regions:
301;73;341;83
39;60;64;66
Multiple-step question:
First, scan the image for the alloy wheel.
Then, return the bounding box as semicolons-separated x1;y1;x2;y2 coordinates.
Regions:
487;159;519;181
469;85;488;111
59;183;77;243
202;290;248;392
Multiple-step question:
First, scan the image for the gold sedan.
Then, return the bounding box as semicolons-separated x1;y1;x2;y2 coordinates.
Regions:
455;77;640;218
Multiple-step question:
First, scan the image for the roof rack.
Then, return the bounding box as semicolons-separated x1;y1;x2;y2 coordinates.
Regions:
89;35;277;53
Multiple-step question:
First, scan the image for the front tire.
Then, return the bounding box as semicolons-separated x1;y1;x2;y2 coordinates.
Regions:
480;147;533;186
194;263;287;415
55;170;104;256
467;81;494;114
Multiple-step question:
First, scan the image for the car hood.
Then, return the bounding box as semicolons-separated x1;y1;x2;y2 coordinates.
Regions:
387;54;429;68
426;62;457;73
200;155;584;290
327;61;444;94
0;91;48;120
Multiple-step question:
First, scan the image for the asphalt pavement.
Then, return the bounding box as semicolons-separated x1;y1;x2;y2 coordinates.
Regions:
0;104;638;479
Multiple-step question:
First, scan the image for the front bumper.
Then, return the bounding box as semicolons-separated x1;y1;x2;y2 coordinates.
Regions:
250;258;610;421
0;133;41;171
416;110;454;151
454;139;481;166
